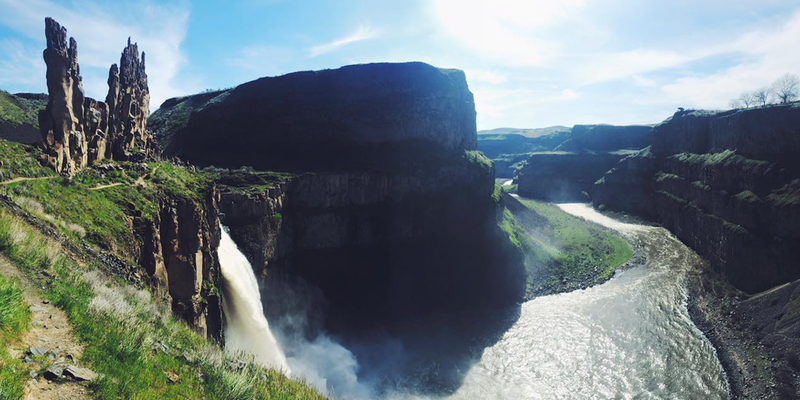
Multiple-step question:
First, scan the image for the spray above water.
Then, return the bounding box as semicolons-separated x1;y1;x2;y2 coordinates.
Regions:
218;224;290;373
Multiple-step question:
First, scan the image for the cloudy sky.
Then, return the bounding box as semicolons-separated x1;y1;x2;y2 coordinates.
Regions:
1;0;799;129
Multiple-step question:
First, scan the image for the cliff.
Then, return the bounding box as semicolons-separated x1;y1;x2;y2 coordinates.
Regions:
154;63;525;334
152;62;476;172
39;18;152;176
514;124;652;201
595;105;800;293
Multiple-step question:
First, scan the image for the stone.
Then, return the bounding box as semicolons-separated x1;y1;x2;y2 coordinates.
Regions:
63;365;99;382
43;365;64;381
29;347;48;356
39;17;152;176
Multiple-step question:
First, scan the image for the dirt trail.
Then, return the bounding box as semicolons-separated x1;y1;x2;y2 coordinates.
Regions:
87;182;122;191
0;176;52;186
0;257;91;400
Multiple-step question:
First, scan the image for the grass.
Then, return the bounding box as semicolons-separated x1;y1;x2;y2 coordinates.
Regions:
0;141;53;181
0;144;217;259
0;210;325;400
0;90;44;128
0;272;30;400
511;197;633;297
464;150;494;173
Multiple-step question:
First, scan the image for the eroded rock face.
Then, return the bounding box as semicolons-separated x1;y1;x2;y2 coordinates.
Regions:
151;62;477;172
39;17;152;176
139;189;223;340
595;105;800;293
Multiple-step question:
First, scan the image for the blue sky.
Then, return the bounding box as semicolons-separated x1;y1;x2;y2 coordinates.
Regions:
1;0;799;129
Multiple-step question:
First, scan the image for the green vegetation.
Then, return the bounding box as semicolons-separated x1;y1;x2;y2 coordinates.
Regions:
670;150;772;175
510;197;633;297
767;179;800;206
0;90;45;128
464;150;494;173
734;190;762;203
654;171;680;183
206;166;295;195
0;272;30;400
0;210;324;400
0;144;216;258
691;180;711;191
0;140;53;181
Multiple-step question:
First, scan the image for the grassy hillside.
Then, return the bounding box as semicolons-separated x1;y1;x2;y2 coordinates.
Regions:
0;91;44;128
0;273;30;400
0;139;325;399
502;191;632;297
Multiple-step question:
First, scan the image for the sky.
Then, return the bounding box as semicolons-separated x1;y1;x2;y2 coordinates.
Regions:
1;0;799;130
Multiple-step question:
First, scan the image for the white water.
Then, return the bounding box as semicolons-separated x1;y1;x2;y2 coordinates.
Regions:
218;225;290;372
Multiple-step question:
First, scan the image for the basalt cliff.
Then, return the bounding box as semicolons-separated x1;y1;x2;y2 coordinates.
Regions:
515;124;653;201
594;105;800;398
152;63;526;333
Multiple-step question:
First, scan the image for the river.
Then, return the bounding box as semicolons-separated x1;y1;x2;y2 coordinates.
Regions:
393;202;729;399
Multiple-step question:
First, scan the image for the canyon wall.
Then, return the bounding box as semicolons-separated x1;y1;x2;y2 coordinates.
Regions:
139;188;223;339
39;17;152;176
595;106;800;293
153;63;525;333
515;124;653;201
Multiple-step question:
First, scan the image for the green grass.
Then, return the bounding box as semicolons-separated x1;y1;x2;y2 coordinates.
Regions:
0;90;44;128
0;210;325;400
0;272;30;400
512;198;633;297
464;150;494;173
0;141;53;181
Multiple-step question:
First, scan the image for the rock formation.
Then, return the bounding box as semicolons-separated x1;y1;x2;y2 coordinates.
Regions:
515;124;653;201
595;105;800;293
39;17;152;176
152;63;525;335
151;62;477;171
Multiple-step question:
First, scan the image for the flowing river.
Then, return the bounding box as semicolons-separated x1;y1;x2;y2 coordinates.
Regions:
406;202;729;399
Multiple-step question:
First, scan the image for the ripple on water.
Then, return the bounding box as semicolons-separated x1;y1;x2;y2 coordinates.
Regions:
438;203;729;400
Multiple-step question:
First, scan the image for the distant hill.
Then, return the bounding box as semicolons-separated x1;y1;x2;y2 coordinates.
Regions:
478;126;570;138
0;90;46;144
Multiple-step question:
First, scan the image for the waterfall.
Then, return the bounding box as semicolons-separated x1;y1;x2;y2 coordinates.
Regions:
218;224;290;373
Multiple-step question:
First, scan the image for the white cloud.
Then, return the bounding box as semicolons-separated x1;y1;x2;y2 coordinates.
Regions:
559;88;579;100
464;69;508;84
0;39;45;88
0;0;192;109
661;10;800;109
632;75;657;88
433;0;587;66
308;25;377;58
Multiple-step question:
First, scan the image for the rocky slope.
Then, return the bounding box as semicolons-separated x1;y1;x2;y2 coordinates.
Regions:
153;63;526;334
39;18;152;176
595;106;800;293
594;104;800;398
515;124;652;201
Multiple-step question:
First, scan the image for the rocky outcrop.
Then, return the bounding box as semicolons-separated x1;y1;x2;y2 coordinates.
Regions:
595;105;800;293
138;185;223;339
216;155;525;333
555;124;653;152
155;63;524;336
151;62;476;172
514;124;653;201
39;17;152;176
516;152;627;201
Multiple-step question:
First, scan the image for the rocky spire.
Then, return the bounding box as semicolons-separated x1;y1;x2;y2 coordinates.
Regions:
39;17;88;175
39;17;153;176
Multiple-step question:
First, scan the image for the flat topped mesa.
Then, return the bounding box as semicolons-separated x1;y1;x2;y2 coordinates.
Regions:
39;17;153;176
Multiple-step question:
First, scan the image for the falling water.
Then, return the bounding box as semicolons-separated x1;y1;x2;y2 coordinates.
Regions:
218;224;290;372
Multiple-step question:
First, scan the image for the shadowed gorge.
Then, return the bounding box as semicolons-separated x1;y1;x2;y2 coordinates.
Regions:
2;4;800;400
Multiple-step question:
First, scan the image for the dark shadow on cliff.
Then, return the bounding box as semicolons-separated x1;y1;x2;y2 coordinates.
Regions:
259;273;522;398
